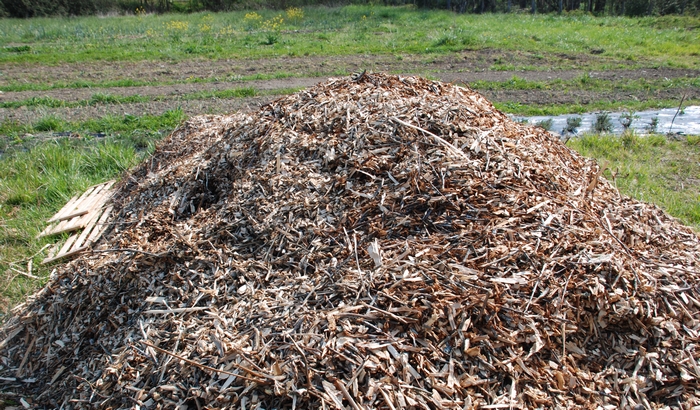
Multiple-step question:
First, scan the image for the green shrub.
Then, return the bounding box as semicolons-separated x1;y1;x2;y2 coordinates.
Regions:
0;0;106;17
535;118;553;130
563;116;582;134
592;112;613;134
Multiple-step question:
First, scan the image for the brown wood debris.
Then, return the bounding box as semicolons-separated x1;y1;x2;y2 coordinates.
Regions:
1;73;699;409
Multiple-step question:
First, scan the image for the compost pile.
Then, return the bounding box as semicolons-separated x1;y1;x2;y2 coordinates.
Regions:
2;73;700;409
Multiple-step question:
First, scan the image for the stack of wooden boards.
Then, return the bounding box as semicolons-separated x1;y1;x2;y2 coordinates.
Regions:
38;180;115;264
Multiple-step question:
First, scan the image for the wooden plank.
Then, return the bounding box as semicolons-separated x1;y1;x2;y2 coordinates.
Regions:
47;185;98;223
39;180;116;262
40;186;102;238
38;218;72;238
56;233;79;258
57;181;115;222
56;188;114;235
40;184;115;237
46;193;81;223
86;205;114;245
41;246;88;265
41;206;114;265
72;207;104;250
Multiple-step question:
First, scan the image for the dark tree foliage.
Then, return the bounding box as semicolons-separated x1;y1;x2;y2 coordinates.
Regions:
1;0;106;17
0;0;697;17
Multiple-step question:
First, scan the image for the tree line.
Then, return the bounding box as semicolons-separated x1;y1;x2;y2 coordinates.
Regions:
0;0;697;18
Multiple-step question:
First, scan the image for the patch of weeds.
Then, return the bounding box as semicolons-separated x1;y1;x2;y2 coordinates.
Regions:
535;118;553;130
621;130;639;148
260;15;284;46
285;7;304;25
578;73;592;86
563;116;583;134
508;76;543;90
592;112;613;134
618;111;639;132
213;87;257;98
501;102;524;112
434;34;458;47
646;116;659;133
243;12;263;31
262;33;279;46
0;96;66;109
33;116;67;132
490;62;517;71
3;45;31;53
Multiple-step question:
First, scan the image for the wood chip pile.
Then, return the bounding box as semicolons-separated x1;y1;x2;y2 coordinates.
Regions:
2;73;700;409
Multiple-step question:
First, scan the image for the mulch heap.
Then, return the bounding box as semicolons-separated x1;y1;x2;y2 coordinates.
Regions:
2;73;700;409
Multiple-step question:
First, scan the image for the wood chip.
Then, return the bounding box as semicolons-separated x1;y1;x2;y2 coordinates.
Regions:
2;73;699;408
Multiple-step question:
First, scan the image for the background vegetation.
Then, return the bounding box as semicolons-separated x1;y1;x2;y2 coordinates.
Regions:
0;9;698;69
0;0;698;18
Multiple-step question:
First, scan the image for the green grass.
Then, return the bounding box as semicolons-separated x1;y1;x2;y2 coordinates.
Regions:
0;86;300;111
0;7;698;68
568;133;700;231
0;109;186;150
0;88;254;109
0;74;302;92
471;75;700;92
0;135;156;314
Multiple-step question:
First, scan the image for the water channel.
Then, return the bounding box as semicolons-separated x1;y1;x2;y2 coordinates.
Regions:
517;105;700;136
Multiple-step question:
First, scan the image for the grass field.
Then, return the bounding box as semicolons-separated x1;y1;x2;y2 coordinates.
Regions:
0;6;699;314
0;8;698;67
